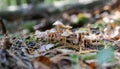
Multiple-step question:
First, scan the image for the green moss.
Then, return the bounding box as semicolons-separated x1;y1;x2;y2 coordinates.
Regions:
20;21;36;32
24;34;36;43
80;53;96;60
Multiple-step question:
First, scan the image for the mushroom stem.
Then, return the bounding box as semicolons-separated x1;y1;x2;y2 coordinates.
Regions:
61;36;66;45
54;33;57;43
64;37;67;45
49;33;52;42
78;33;83;54
56;27;62;42
79;43;82;54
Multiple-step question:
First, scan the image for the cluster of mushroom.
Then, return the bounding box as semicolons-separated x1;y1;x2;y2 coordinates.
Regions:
34;20;101;53
52;20;73;44
34;20;73;43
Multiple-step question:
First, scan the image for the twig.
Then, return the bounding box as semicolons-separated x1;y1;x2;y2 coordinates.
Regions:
0;18;7;35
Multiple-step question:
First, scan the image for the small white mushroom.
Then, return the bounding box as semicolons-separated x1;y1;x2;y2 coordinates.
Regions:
75;30;86;54
61;30;73;45
34;30;48;40
53;20;65;35
53;21;72;42
53;20;66;29
61;30;73;36
53;20;72;31
48;29;57;41
49;28;56;33
104;26;120;40
110;26;120;40
53;20;63;26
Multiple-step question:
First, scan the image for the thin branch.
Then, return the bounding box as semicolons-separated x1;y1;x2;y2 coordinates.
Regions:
0;18;7;35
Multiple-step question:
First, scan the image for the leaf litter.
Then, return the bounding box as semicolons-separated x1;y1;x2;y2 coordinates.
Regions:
1;4;120;69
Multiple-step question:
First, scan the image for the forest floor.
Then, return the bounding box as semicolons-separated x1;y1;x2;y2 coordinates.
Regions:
1;2;120;69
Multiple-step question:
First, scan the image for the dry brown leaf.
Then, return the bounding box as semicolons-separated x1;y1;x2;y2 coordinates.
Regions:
50;54;70;63
83;60;96;69
32;56;55;69
33;56;53;67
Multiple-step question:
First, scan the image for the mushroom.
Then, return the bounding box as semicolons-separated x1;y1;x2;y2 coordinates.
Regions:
86;24;91;34
34;30;48;40
53;20;72;42
75;30;86;54
53;20;72;32
110;26;120;40
64;25;72;29
53;20;63;26
53;21;65;41
61;30;73;45
48;29;57;41
104;26;120;40
53;20;65;31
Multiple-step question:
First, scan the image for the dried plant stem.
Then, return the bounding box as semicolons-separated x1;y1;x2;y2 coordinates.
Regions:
0;18;7;35
41;45;80;54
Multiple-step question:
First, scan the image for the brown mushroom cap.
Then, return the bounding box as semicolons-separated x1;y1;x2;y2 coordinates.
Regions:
53;20;72;29
64;25;72;29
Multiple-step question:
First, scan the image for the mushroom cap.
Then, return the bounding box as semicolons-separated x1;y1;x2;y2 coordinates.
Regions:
75;30;87;34
61;30;73;37
53;21;72;29
48;29;56;33
53;20;68;28
53;20;63;26
65;25;72;29
84;34;97;40
34;30;48;39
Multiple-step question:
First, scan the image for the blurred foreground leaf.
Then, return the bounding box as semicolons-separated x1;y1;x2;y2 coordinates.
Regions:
96;47;115;65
